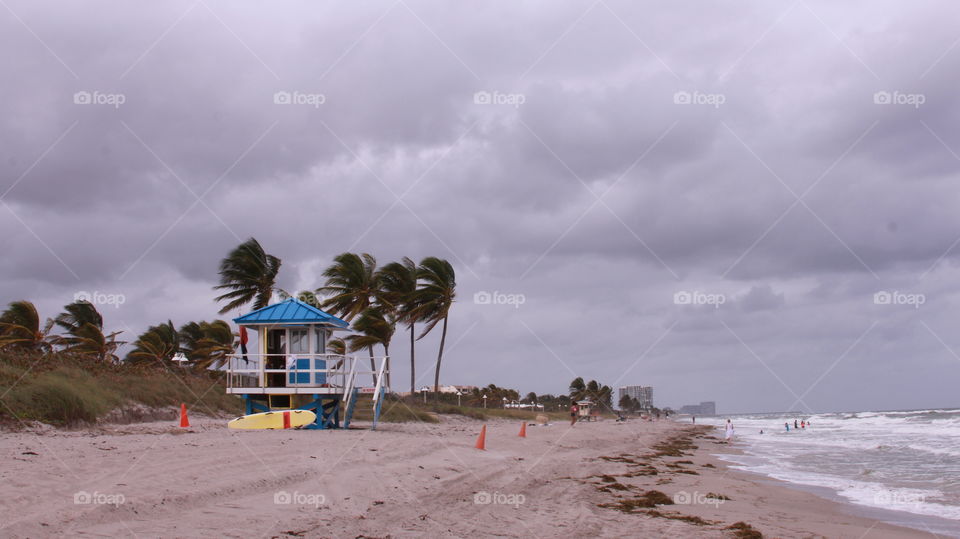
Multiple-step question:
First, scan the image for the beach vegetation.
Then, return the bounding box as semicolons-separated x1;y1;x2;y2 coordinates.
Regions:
214;237;281;314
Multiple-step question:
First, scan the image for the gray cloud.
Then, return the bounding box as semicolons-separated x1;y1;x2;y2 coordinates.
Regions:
2;0;960;413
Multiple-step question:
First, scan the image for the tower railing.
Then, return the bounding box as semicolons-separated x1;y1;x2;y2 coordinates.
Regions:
225;353;389;392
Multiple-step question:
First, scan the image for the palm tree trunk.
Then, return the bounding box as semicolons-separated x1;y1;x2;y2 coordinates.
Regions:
409;324;415;394
383;343;391;389
368;346;377;386
432;315;448;394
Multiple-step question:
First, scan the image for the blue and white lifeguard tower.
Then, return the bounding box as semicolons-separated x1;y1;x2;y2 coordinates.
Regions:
225;298;389;429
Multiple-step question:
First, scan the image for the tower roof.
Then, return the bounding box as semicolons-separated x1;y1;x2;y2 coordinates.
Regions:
232;298;349;328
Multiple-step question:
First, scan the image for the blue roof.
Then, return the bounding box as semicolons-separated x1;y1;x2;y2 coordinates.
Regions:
233;298;349;328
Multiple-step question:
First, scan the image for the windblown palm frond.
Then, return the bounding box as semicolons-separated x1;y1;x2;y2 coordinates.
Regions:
214;238;282;314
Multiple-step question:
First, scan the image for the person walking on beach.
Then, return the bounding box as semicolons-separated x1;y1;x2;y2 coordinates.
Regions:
569;403;578;426
724;419;734;443
692;416;696;424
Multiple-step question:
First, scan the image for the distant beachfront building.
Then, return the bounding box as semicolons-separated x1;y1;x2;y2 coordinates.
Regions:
679;401;716;416
618;385;653;410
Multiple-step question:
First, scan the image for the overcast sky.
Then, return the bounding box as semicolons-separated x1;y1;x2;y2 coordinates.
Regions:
3;1;960;414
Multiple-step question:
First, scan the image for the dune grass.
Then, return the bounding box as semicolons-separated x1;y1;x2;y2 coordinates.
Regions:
0;351;242;427
392;397;569;422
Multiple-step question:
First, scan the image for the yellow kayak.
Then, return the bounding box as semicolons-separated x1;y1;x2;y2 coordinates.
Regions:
227;409;316;430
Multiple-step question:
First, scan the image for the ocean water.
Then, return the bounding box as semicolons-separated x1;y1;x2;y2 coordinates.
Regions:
699;409;960;537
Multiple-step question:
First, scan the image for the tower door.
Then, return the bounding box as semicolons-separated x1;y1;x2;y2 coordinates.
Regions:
265;329;286;387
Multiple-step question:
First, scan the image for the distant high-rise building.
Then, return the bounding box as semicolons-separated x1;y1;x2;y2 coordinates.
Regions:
618;385;653;410
679;401;717;416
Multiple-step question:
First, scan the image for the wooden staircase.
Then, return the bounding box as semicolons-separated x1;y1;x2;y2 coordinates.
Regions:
342;390;385;428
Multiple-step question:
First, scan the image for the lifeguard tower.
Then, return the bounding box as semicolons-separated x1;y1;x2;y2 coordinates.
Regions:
225;298;389;429
577;400;596;422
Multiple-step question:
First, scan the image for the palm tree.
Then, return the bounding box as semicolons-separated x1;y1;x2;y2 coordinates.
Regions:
317;253;380;322
62;323;124;363
0;300;56;352
54;301;103;336
377;257;419;393
180;320;236;370
126;320;179;365
326;336;346;356
214;238;282;314
325;336;347;372
345;308;394;386
56;301;123;362
569;377;586;400
409;257;456;394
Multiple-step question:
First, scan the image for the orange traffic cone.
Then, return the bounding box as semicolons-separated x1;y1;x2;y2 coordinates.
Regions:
475;424;486;450
179;403;190;427
519;421;526;438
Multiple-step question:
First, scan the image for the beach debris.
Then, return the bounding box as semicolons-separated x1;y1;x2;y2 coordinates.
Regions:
597;490;674;512
643;510;714;526
21;451;38;455
726;521;763;538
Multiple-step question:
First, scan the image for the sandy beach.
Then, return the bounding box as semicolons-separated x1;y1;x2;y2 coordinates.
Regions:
0;414;936;538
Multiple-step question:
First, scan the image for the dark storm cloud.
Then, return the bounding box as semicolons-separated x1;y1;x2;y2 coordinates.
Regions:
3;0;960;413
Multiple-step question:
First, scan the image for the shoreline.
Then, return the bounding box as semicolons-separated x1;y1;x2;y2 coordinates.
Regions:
708;426;960;538
0;416;942;537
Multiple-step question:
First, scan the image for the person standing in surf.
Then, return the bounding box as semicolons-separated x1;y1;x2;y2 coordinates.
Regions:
724;419;735;443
